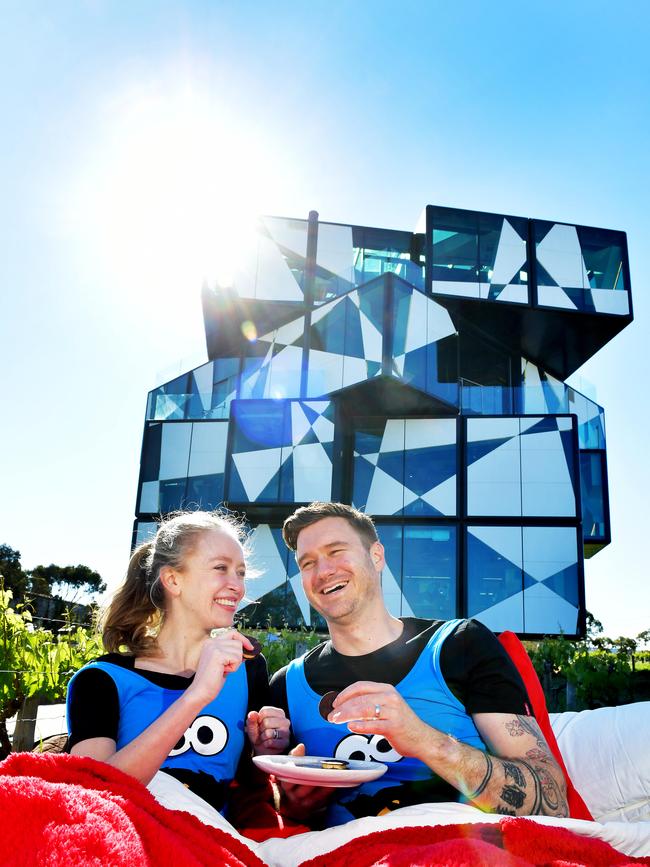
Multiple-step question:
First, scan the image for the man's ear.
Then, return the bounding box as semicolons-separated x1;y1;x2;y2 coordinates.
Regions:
369;541;385;573
159;565;181;597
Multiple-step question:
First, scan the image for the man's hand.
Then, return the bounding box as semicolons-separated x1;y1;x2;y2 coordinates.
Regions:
328;681;431;760
246;706;291;755
275;743;334;823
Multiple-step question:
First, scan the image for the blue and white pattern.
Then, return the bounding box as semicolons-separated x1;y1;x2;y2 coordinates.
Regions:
467;525;579;634
228;400;334;503
353;418;457;516
466;416;577;518
138;421;228;514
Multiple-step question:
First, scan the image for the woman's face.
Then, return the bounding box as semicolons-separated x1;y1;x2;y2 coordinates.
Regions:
174;528;246;630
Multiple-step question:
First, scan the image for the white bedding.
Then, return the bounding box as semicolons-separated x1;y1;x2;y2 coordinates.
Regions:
148;700;650;866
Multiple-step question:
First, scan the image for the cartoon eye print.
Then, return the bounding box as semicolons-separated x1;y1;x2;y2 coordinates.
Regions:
168;715;228;758
334;733;402;764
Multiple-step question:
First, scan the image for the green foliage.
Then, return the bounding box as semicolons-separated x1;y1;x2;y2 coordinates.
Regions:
0;545;28;597
0;579;103;758
525;617;649;711
242;625;324;675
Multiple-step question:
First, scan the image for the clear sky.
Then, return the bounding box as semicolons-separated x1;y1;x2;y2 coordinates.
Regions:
1;0;648;638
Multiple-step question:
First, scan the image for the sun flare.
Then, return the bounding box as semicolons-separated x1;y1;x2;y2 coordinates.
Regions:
65;78;290;306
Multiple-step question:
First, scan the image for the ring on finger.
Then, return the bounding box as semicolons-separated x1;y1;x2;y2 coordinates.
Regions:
374;703;381;719
271;727;279;740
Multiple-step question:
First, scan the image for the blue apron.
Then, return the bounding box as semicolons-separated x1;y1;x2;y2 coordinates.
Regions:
286;618;485;825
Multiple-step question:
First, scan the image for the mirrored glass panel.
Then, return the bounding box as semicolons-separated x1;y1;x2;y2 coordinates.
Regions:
580;451;607;539
467;525;524;632
401;524;456;620
353;418;457;517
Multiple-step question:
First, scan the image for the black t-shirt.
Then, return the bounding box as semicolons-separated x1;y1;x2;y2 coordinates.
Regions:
270;618;530;718
67;652;271;811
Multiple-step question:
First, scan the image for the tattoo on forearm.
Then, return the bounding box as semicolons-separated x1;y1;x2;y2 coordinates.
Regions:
536;765;567;816
525;747;553;764
505;719;525;737
503;761;525;788
501;784;526;809
498;758;542;815
467;752;493;801
496;806;517;815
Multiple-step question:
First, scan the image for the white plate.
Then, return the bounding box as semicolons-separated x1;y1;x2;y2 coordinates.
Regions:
252;754;388;787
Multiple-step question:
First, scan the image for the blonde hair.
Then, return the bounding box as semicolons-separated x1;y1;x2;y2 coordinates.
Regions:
102;511;248;656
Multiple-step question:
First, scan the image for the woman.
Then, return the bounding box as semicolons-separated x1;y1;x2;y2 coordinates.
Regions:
66;510;289;816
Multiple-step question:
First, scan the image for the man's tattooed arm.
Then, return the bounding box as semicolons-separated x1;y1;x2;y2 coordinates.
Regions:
463;715;568;817
416;714;569;818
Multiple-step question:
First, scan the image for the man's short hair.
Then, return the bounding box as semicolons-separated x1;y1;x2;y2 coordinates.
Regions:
282;502;379;552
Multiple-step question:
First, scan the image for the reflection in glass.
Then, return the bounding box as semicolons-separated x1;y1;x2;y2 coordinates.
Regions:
467;526;524;631
402;525;456;620
580;451;607;539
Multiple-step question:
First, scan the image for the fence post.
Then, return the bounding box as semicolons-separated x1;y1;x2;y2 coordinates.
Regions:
12;694;41;752
566;679;577;711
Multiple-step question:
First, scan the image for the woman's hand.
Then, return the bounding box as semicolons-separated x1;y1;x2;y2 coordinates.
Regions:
246;706;291;755
187;631;254;707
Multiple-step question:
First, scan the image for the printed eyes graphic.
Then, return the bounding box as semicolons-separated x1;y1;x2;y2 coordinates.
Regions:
169;715;229;757
334;733;402;764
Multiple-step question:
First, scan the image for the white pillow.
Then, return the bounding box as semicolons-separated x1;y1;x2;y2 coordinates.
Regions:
550;702;650;823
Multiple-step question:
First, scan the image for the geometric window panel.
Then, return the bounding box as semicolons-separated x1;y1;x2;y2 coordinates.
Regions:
535;221;630;315
467;525;580;635
520;416;576;517
466;418;521;516
240;317;305;401
237;524;326;630
134;520;158;547
306;285;384;396
401;524;456;620
137;421;228;514
391;282;459;407
228;399;334;504
159;423;192;480
353;418;457;517
466;416;577;518
467;525;525;633
580;451;607;539
430;207;529;304
522;526;579;634
377;523;457;620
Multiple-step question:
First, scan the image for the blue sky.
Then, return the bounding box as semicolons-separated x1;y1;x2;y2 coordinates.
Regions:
1;0;648;638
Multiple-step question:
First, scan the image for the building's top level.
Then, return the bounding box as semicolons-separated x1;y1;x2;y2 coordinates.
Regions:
202;206;632;381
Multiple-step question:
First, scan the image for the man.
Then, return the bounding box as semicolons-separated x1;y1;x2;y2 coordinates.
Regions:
269;502;568;828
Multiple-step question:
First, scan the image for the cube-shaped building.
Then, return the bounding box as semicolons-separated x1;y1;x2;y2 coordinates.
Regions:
134;206;632;638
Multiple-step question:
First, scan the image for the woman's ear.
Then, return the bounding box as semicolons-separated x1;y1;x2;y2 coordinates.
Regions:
159;565;182;597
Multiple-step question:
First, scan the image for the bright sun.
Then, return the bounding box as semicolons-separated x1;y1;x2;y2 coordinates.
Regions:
66;77;290;305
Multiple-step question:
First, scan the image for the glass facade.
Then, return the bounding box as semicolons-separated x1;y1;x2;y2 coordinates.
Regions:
134;205;631;638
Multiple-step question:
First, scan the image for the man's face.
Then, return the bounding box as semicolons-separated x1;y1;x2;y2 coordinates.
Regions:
295;516;385;624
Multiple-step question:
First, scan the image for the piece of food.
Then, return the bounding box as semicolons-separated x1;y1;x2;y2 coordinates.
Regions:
318;690;339;720
242;635;262;659
297;758;350;770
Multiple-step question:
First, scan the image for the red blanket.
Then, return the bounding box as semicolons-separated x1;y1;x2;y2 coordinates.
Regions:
0;752;265;866
1;753;648;867
299;821;650;867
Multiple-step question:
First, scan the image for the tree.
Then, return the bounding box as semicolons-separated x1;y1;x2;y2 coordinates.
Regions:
25;564;106;630
28;564;106;601
0;545;29;598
